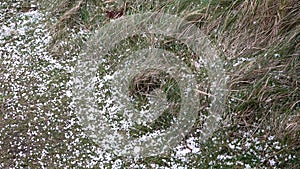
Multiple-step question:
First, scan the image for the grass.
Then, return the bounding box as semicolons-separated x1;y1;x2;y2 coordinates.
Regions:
0;0;299;168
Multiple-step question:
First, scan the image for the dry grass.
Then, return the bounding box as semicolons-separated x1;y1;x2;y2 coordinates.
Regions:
1;0;298;167
45;0;299;166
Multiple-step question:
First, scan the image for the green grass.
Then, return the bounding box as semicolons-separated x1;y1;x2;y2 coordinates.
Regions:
0;0;299;168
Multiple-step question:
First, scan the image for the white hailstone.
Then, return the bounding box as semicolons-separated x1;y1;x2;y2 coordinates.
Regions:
269;159;276;166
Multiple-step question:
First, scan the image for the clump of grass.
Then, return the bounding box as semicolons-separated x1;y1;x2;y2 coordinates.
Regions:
183;0;299;167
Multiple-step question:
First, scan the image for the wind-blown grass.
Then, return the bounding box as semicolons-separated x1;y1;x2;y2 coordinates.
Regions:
0;0;299;168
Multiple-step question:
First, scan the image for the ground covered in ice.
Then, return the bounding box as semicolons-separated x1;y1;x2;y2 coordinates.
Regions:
1;0;299;168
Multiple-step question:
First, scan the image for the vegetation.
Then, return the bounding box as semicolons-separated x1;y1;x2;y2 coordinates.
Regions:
0;0;299;168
